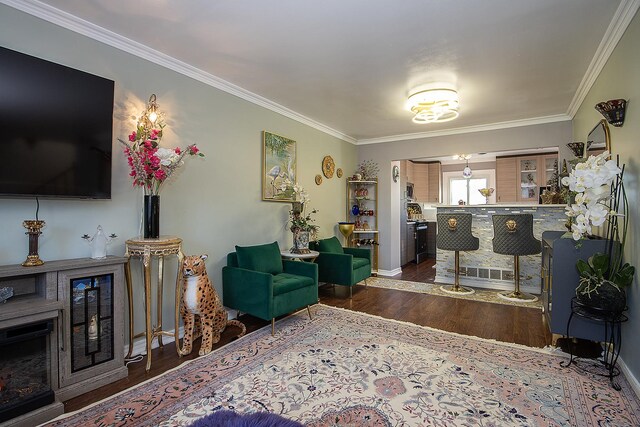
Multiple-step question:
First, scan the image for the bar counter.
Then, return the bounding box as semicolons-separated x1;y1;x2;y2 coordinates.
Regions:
435;204;567;294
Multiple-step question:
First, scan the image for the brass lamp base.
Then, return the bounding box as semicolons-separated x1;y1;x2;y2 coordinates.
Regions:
22;254;44;267
338;222;355;247
22;219;45;267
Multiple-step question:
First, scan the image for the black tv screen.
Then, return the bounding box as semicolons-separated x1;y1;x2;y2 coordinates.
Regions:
0;46;114;199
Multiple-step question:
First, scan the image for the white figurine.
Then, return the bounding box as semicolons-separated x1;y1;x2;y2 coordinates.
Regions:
88;314;98;340
82;225;116;259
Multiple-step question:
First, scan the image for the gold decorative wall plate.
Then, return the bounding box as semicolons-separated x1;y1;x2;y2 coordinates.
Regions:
336;168;343;178
322;156;335;178
315;174;323;185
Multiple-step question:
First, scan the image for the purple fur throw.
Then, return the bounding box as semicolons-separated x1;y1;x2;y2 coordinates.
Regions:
189;410;304;427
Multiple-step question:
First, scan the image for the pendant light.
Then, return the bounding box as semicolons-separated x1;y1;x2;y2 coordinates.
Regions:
463;158;472;178
453;154;473;178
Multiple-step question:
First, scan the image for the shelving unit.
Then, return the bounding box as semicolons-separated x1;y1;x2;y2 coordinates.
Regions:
346;179;379;274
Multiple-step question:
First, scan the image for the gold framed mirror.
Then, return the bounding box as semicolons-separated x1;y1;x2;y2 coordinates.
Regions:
585;119;610;157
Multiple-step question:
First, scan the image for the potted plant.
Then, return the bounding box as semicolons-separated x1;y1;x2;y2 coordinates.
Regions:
280;179;319;253
576;253;634;312
562;151;634;312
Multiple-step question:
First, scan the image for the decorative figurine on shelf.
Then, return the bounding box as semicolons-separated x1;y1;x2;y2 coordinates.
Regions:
478;188;494;203
82;226;117;259
88;314;98;341
355;159;379;181
179;255;246;356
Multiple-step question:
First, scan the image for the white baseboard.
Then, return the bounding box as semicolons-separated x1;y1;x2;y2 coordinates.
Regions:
378;268;402;277
618;356;640;399
124;326;185;358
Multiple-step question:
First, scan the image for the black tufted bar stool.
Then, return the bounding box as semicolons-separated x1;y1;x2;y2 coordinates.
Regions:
436;213;479;295
492;214;541;302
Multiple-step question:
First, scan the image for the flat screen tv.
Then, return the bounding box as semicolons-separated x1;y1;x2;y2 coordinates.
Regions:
0;46;114;199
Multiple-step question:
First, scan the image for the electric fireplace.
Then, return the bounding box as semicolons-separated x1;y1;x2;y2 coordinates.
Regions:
0;320;55;423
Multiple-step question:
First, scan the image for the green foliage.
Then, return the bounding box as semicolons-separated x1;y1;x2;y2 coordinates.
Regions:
265;133;293;158
290;208;319;234
577;252;635;298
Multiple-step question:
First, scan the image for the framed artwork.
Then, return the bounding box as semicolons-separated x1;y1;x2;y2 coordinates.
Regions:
262;131;296;201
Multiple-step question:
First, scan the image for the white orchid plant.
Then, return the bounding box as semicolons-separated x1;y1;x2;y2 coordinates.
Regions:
561;151;621;241
279;177;310;204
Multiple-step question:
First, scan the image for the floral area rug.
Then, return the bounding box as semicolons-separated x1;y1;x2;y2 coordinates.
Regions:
47;305;639;426
364;276;543;309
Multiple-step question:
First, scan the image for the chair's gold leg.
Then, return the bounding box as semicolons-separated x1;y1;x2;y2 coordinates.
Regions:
271;318;275;336
364;278;368;288
350;286;353;299
307;305;312;320
237;310;241;319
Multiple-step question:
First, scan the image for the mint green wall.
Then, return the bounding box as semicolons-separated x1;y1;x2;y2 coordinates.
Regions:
573;9;640;383
0;5;355;336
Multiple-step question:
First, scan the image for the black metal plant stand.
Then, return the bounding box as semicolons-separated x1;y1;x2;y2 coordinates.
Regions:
561;297;628;390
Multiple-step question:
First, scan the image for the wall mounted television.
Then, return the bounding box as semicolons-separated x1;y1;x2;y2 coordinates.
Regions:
0;46;114;199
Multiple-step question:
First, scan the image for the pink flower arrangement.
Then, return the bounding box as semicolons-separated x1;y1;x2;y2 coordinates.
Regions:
119;113;203;195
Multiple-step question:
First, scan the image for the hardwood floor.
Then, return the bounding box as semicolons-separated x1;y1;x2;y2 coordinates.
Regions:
63;260;552;413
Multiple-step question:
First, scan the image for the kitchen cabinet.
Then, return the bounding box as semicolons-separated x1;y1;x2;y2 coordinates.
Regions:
410;161;440;203
496;157;518;202
413;163;429;202
427;162;441;203
406;222;416;264
496;153;558;203
517;154;558;202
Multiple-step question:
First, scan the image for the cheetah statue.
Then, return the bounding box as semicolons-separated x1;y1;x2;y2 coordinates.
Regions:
179;254;246;356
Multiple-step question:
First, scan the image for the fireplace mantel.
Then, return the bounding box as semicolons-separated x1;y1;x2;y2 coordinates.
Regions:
0;256;128;426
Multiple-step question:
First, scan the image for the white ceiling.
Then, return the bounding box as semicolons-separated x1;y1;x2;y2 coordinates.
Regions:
7;0;635;143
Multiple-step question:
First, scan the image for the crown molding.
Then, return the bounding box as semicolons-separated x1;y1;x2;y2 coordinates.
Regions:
4;0;635;146
566;0;640;118
1;0;357;145
356;114;572;145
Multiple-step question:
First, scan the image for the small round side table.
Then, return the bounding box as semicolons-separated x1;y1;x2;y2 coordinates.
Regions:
280;250;320;262
124;235;184;371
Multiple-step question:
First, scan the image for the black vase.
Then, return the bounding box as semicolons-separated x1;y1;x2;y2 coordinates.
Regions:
577;280;626;314
143;195;160;238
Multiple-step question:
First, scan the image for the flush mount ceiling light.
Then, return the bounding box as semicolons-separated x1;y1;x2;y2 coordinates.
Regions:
406;88;459;124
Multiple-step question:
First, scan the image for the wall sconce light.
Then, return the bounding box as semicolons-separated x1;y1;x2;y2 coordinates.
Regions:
453;154;472;178
595;99;627;127
406;88;459;124
142;93;160;129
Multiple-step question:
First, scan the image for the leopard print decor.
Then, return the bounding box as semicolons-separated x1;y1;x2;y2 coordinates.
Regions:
179;254;246;356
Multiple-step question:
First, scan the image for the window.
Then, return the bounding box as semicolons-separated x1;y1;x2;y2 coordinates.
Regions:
449;177;488;205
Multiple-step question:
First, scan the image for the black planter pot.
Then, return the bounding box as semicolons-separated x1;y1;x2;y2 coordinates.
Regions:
576;280;626;314
143;195;160;238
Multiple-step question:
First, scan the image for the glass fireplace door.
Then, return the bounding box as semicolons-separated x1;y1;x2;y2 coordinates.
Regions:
58;263;124;391
70;274;114;372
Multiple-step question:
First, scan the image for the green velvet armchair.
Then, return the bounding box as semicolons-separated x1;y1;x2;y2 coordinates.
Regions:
310;236;372;298
222;241;318;335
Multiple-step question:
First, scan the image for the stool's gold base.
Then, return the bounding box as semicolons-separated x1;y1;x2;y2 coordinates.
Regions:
498;290;538;302
440;284;475;295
